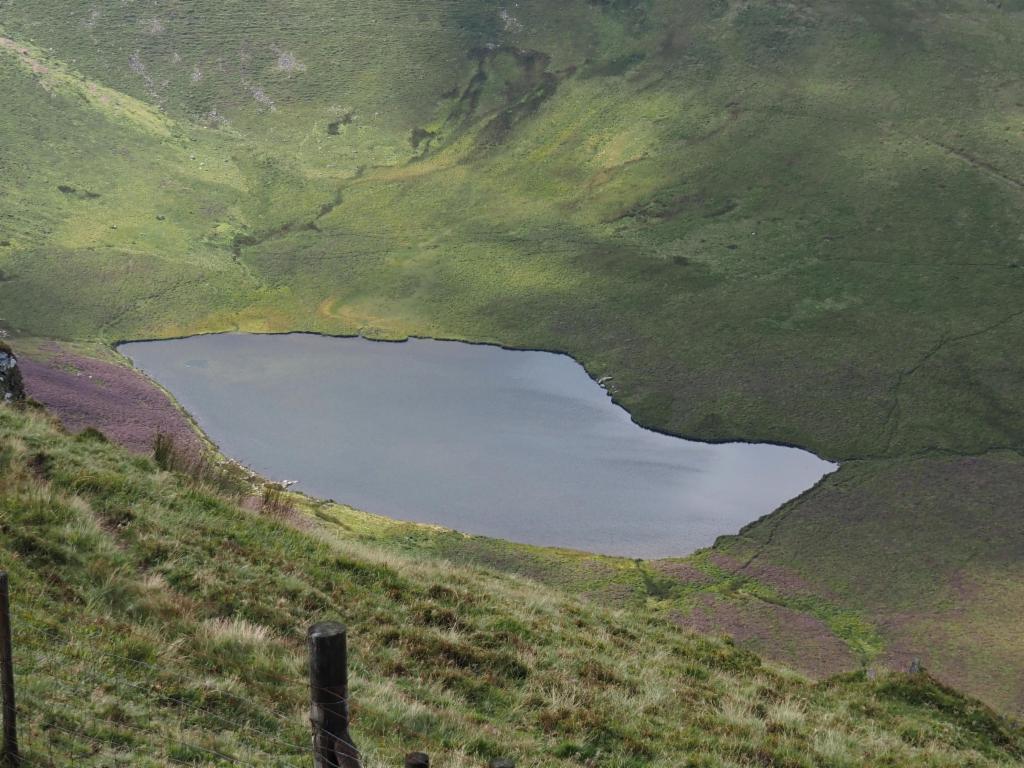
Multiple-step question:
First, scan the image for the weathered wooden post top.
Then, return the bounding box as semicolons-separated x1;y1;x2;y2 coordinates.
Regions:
309;621;360;768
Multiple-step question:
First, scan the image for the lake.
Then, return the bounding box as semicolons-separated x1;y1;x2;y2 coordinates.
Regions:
120;333;836;558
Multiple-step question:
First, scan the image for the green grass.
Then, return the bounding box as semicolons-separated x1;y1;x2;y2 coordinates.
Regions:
717;452;1024;714
2;404;1024;767
2;0;1024;714
4;0;1023;457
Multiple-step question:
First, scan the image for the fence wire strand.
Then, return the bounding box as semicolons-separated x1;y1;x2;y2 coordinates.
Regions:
13;615;346;700
29;718;274;768
11;615;344;700
6;621;320;766
4;610;384;768
14;651;310;761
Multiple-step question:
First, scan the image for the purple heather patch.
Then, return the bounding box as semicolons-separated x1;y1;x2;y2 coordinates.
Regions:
21;344;203;457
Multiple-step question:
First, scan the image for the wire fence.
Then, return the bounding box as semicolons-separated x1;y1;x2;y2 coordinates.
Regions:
9;623;312;767
0;575;515;768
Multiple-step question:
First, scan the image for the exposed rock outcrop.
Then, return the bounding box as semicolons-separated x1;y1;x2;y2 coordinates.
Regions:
0;342;25;402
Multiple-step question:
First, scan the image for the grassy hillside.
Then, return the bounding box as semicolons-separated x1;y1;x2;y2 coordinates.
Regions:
717;452;1024;713
2;0;1024;712
3;0;1023;457
2;403;1024;767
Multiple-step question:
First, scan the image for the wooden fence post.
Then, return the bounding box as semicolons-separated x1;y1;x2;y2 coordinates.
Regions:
0;573;18;767
309;622;360;768
405;752;429;767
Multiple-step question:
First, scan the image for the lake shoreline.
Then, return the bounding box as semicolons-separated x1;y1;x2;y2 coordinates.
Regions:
113;329;846;462
119;332;837;558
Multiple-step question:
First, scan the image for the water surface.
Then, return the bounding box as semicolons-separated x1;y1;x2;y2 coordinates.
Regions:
121;334;835;557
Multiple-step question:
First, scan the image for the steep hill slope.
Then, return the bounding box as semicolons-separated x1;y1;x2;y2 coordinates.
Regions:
1;0;1024;711
2;404;1023;766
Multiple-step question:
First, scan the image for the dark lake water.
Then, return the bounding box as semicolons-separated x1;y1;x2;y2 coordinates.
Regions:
120;334;835;558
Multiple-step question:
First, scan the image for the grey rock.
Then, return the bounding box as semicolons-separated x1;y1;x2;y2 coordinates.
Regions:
0;343;26;403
